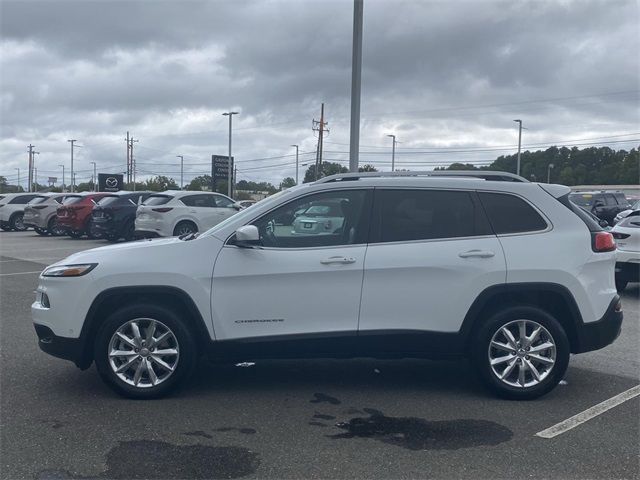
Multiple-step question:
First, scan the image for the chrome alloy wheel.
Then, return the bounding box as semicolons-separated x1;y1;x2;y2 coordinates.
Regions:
108;318;179;388
488;319;556;388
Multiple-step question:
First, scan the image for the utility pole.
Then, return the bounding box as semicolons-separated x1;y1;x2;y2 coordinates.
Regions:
27;145;34;192
125;131;130;184
31;151;40;192
58;164;65;192
513;119;523;176
129;136;138;190
34;167;38;191
67;139;77;192
291;144;299;184
14;168;20;191
387;134;397;171
312;103;328;180
222;111;239;198
349;0;364;173
90;162;97;191
177;156;184;189
547;163;554;184
233;165;237;198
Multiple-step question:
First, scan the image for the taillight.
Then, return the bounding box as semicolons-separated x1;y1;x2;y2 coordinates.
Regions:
612;232;631;240
592;232;616;252
152;207;173;213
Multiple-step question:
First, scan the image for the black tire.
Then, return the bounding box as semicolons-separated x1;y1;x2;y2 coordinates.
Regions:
173;221;197;237
86;216;103;239
94;303;197;399
34;227;48;236
471;306;570;400
10;212;27;231
105;233;119;243
615;278;628;292
123;220;135;242
48;217;65;236
68;230;83;239
0;226;12;231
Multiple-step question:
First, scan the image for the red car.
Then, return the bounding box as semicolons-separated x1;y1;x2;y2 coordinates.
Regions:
56;193;112;238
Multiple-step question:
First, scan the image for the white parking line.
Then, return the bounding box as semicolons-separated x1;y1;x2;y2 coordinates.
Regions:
0;271;42;276
536;384;640;439
0;257;62;263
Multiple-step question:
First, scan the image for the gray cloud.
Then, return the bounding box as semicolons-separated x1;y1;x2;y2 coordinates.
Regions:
1;0;638;187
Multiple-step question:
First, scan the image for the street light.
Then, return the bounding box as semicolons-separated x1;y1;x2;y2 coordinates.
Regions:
177;156;184;189
513;120;523;176
58;164;65;192
386;134;397;171
290;145;299;184
90;162;97;191
14;168;20;191
67;139;77;192
547;163;554;184
222;111;239;198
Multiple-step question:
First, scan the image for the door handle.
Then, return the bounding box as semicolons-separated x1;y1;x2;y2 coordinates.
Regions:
458;250;495;258
320;256;356;265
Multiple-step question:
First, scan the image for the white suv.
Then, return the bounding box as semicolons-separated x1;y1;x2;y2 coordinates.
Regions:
135;191;241;237
0;193;48;231
32;171;623;400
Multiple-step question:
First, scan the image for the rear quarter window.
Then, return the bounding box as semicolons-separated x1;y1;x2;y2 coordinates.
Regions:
478;192;548;234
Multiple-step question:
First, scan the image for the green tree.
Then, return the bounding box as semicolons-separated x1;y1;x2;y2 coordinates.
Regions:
358;164;378;172
186;175;213;191
143;175;178;192
279;177;296;190
303;161;348;183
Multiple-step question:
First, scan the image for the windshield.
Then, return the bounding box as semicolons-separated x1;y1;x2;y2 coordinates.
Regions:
143;195;173;206
62;196;83;205
97;196;121;206
631;200;640;211
569;193;594;207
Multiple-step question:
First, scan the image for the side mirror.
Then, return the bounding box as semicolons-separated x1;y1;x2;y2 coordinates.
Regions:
234;225;260;248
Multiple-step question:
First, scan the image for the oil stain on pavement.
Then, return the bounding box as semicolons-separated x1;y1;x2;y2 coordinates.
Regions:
310;393;341;405
36;440;259;479
328;408;512;451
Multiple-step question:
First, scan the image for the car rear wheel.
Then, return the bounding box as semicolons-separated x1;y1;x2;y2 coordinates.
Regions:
94;304;197;399
68;230;83;239
10;213;27;231
34;227;48;236
123;220;135;241
615;278;628;292
48;217;65;236
86;216;103;239
472;306;569;400
173;221;197;237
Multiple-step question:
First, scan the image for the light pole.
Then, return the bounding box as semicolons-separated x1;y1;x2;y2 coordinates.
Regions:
58;164;65;192
90;162;97;191
547;163;554;183
32;151;39;191
513;120;522;176
67;139;77;192
349;0;364;173
291;145;299;184
14;168;20;191
177;156;184;189
386;134;397;171
222;111;239;198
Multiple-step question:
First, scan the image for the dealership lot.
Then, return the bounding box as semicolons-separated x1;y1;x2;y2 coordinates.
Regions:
1;231;638;479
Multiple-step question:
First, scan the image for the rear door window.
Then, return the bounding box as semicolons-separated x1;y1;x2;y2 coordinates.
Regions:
478;192;548;234
181;195;210;207
9;194;40;204
212;195;234;208
373;189;491;243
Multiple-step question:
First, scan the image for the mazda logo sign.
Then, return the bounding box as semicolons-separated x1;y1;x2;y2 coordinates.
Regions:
105;177;118;188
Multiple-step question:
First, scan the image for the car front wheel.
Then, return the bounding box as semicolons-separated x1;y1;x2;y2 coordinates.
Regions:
173;221;197;237
10;213;27;231
472;306;569;400
94;304;197;399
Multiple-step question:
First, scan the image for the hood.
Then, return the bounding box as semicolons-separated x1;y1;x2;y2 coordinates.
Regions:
54;237;183;266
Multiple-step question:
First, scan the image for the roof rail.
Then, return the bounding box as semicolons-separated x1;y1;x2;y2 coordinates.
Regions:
315;170;529;184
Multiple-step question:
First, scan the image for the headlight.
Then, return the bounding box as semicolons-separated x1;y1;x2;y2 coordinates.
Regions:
42;263;97;277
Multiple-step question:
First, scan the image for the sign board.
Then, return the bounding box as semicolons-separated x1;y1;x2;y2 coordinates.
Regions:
98;173;124;192
212;155;234;181
48;177;57;184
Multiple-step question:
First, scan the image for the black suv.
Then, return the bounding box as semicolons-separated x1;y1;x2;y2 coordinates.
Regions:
569;191;631;225
90;192;152;242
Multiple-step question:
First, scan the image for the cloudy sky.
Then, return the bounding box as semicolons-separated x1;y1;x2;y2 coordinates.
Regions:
1;0;638;189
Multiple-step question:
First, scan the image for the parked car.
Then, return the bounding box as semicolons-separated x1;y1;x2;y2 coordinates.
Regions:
611;210;640;292
0;193;48;231
613;199;640;225
569;191;631;225
291;199;346;235
237;200;257;209
135;191;241;237
90;191;153;242
23;194;82;236
33;171;622;400
579;206;611;230
55;193;111;239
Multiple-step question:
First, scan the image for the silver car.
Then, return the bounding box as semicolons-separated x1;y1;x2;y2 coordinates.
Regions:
23;193;83;236
291;200;346;235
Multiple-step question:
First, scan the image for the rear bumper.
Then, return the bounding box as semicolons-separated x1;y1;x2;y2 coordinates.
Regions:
574;295;623;353
615;261;640;282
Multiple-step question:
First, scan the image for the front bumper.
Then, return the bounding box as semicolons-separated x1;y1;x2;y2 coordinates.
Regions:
574;295;623;353
34;324;83;365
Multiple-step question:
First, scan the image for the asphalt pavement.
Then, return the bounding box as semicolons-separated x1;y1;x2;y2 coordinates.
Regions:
1;231;638;479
